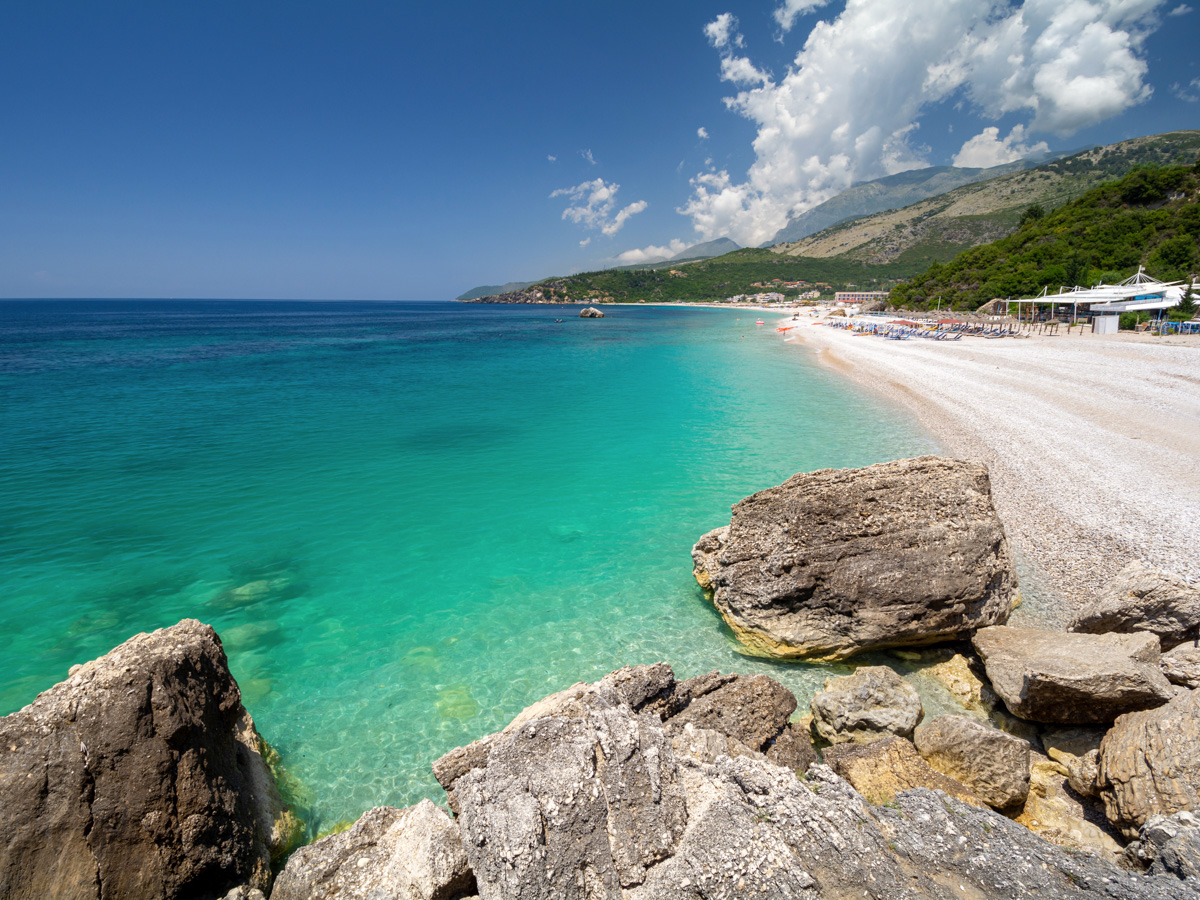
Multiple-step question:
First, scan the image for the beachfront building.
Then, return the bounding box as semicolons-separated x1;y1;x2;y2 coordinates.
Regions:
727;292;786;303
834;291;890;306
1008;268;1189;325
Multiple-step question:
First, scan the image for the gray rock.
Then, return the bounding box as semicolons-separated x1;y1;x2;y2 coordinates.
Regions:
579;306;605;317
914;714;1031;809
1098;688;1200;838
271;800;474;900
1069;561;1200;651
0;619;298;900
431;663;675;810
973;626;1174;723
810;666;924;744
691;456;1017;661
666;672;796;750
1162;643;1200;688
764;721;818;773
222;889;267;900
455;706;687;898
1140;812;1200;879
428;664;1199;898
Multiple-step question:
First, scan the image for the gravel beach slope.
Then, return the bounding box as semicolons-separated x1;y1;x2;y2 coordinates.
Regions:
792;321;1200;625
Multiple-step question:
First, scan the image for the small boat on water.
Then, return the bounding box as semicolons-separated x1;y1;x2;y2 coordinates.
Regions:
755;319;765;325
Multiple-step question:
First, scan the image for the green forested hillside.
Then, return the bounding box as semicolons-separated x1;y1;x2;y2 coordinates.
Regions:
523;250;920;304
888;163;1200;310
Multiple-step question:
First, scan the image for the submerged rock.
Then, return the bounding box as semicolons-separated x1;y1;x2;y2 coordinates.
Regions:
810;665;925;744
0;619;298;900
1069;561;1200;650
691;456;1017;661
972;626;1174;724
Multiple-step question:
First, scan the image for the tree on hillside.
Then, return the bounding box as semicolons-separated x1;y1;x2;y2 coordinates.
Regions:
1019;204;1045;227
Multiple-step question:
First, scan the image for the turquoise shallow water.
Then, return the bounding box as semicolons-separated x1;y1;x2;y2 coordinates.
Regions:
0;300;937;831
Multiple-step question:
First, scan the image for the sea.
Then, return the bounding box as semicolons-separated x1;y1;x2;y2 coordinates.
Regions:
0;299;940;832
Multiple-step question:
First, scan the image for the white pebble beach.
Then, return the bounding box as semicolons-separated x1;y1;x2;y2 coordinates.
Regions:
787;316;1200;625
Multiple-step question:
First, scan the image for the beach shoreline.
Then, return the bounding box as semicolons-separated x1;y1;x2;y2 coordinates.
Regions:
777;313;1200;625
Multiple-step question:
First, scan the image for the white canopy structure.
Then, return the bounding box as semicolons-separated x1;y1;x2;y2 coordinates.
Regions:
1008;268;1189;321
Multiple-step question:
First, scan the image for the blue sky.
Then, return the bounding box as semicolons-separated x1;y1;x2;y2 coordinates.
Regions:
1;1;1197;300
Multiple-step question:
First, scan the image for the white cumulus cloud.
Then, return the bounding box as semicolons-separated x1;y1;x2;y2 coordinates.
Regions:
612;239;695;265
684;0;1167;247
952;124;1050;167
774;0;831;32
581;149;597;165
705;13;744;49
1169;3;1192;13
551;178;648;237
698;126;710;139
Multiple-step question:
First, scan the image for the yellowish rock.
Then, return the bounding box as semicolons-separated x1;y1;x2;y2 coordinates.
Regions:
824;735;986;809
1016;758;1123;862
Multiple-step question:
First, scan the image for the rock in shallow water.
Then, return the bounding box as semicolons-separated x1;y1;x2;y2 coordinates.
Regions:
692;456;1017;661
0;619;298;900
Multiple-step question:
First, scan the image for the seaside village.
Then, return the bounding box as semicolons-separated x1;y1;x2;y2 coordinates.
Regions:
730;267;1199;340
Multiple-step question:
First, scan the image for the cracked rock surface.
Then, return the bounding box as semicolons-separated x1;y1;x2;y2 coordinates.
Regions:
692;457;1017;661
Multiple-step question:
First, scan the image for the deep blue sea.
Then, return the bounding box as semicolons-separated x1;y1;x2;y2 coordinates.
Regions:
0;299;938;831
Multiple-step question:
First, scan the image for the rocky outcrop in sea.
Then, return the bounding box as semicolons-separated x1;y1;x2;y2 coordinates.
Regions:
4;454;1200;899
691;456;1018;660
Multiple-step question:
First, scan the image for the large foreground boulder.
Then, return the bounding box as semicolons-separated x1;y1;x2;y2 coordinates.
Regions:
972;626;1174;724
1098;688;1200;838
1068;561;1200;650
0;619;298;900
423;664;1195;899
691;456;1017;660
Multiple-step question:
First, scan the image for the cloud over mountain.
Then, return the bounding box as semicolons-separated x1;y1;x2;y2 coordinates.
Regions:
684;0;1167;247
